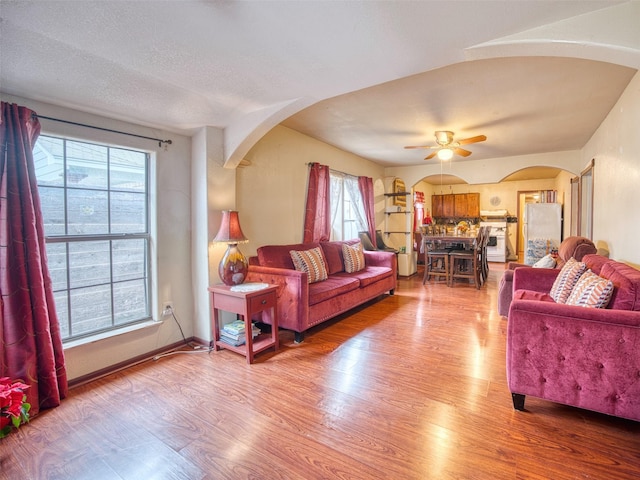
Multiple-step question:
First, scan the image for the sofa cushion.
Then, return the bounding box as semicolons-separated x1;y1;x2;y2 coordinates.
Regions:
549;257;587;304
342;242;366;273
290;247;329;284
308;276;360;306
565;270;614;308
320;239;359;275
258;242;322;269
583;254;611;275
336;265;394;288
600;261;640;311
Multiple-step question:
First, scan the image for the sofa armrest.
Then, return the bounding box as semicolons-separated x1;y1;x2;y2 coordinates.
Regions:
246;265;309;333
512;267;558;294
507;261;528;270
363;250;397;270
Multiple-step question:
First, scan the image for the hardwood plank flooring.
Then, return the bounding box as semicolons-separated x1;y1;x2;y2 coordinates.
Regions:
2;263;639;479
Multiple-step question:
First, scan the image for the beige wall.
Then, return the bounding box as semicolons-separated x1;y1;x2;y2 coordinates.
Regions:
238;125;386;258
582;71;640;267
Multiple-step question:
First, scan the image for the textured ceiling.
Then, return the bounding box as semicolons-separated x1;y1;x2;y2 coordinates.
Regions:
1;1;638;171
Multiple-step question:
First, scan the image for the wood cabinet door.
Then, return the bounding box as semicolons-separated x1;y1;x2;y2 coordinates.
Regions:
466;193;480;217
432;195;444;217
454;194;468;217
442;194;455;217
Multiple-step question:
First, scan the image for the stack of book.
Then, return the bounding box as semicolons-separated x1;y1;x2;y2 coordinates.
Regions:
219;319;261;347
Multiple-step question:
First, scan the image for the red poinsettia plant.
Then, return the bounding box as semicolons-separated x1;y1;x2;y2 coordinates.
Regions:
0;377;30;439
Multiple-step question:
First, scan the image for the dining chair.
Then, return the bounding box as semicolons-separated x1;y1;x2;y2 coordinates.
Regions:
448;228;484;289
423;237;450;285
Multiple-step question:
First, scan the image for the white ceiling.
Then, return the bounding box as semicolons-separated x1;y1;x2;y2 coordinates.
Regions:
1;1;639;173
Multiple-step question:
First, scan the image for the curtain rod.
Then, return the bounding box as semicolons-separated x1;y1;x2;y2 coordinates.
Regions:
306;162;358;180
32;113;172;147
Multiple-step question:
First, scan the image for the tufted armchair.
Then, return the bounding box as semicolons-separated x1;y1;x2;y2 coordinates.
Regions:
506;254;640;421
497;236;597;317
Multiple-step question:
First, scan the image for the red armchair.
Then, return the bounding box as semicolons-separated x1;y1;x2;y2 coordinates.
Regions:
498;236;597;317
507;254;640;421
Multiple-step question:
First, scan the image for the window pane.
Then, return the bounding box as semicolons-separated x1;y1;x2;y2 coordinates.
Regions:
111;148;146;192
66;141;108;188
69;241;111;288
38;186;66;235
54;291;69;339
111;192;146;233
67;189;108;235
34;136;64;187
114;279;149;324
47;242;68;290
70;285;112;336
113;239;146;282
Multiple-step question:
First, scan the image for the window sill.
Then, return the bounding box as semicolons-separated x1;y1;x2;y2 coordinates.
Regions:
63;320;163;350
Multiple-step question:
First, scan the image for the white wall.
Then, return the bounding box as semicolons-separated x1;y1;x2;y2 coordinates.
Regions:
582;71;640;267
1;94;194;381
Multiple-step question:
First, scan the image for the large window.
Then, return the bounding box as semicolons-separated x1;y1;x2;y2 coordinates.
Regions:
329;172;367;240
34;135;151;341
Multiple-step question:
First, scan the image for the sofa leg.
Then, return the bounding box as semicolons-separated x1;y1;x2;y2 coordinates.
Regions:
512;393;526;411
294;331;305;343
389;289;395;295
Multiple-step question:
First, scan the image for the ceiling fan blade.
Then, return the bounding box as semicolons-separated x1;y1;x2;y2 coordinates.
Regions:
457;135;487;146
454;147;472;157
424;152;437;160
405;145;440;150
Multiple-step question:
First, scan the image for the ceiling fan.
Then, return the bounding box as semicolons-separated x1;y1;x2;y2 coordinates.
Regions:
405;130;487;160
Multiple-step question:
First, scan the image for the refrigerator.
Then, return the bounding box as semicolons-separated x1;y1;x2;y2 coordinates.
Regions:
524;203;562;265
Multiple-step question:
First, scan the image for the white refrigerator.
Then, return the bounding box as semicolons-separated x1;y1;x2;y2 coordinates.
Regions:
524;203;562;265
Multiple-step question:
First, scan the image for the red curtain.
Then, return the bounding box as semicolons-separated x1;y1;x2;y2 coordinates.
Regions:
358;176;377;248
303;163;331;243
0;102;67;415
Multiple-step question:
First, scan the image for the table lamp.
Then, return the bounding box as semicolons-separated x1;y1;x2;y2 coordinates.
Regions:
212;210;248;286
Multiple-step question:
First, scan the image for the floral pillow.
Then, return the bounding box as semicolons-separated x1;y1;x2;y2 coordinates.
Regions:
290;247;328;284
342;242;366;273
566;269;615;308
549;257;587;304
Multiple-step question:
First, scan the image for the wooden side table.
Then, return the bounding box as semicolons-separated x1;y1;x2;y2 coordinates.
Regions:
208;284;278;364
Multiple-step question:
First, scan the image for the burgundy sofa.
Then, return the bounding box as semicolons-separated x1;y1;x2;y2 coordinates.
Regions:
246;240;397;342
498;236;597;317
507;254;640;421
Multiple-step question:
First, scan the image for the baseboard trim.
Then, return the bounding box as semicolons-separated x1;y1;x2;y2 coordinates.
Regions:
68;337;207;389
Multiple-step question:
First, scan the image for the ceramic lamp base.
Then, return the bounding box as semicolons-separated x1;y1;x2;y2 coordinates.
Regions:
219;244;248;286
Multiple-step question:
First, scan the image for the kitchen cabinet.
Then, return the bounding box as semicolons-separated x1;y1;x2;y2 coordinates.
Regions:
432;193;479;218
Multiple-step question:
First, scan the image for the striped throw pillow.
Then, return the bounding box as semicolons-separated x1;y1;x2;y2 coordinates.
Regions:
549;257;587;304
290;247;328;284
342;242;366;273
566;269;614;308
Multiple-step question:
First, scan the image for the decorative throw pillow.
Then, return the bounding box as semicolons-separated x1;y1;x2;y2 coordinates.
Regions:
290;247;328;284
342;242;366;273
549;257;587;304
533;254;556;269
566;269;615;308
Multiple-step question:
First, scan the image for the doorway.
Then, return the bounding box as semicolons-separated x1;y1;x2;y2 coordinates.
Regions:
516;191;543;261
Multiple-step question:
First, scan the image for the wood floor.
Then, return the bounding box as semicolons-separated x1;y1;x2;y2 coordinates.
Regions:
2;263;639;480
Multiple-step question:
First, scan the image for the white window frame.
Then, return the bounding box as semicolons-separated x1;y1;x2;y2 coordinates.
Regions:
34;134;154;342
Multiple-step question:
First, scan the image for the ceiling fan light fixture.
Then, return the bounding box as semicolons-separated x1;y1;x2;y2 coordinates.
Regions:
438;148;454;161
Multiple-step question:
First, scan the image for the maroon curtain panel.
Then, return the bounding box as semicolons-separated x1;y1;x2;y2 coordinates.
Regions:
0;102;67;415
358;176;377;248
303;163;331;243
